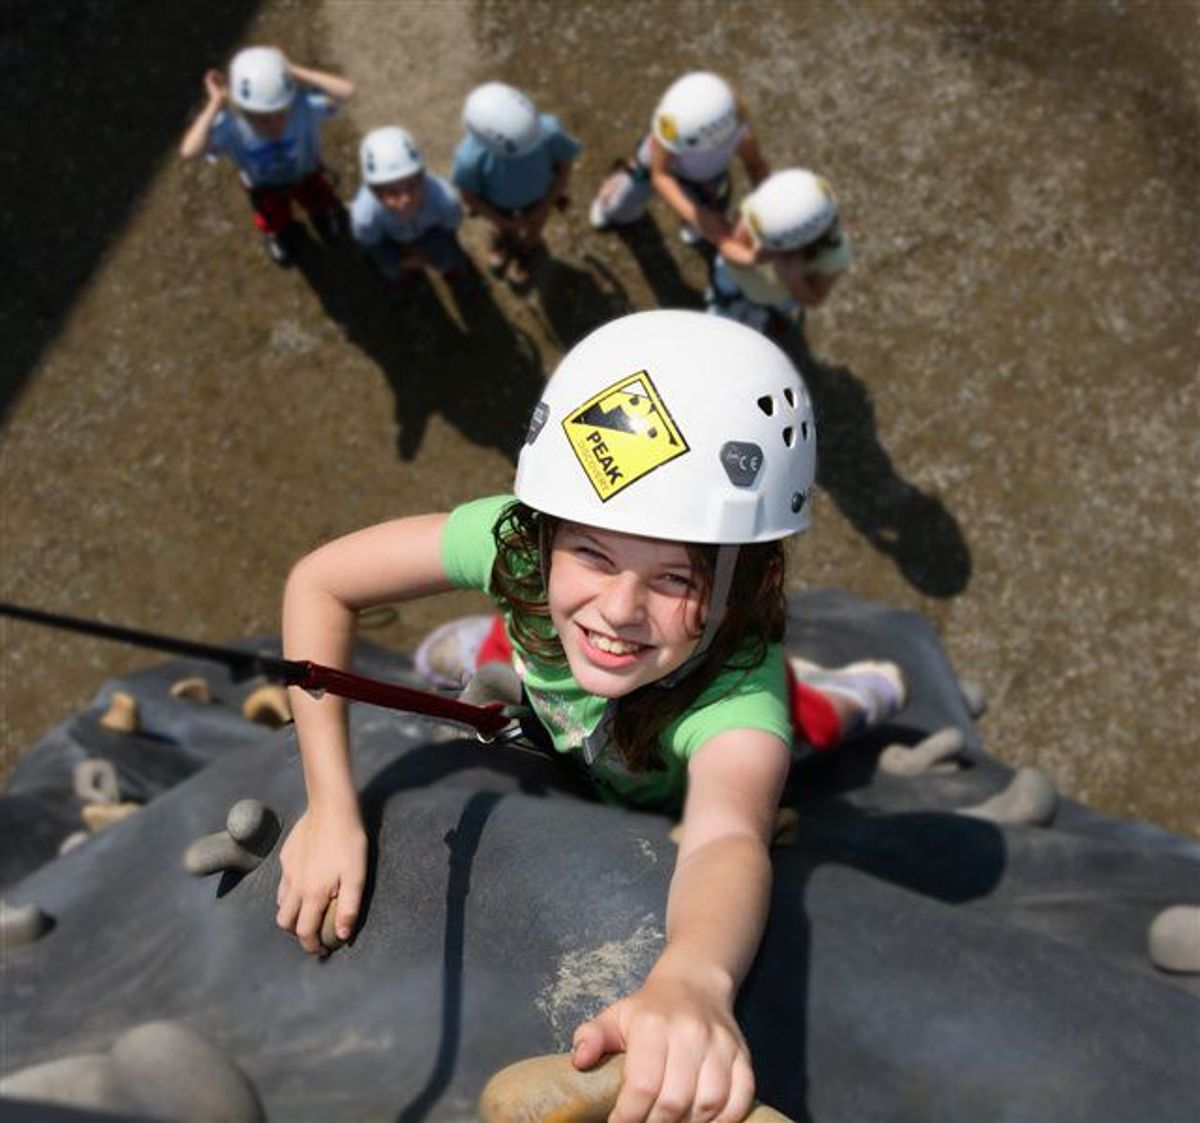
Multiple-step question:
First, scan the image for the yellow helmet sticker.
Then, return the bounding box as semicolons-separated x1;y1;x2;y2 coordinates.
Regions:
656;113;678;143
562;370;690;502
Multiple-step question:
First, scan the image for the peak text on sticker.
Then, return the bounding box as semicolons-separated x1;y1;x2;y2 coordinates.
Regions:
563;371;690;502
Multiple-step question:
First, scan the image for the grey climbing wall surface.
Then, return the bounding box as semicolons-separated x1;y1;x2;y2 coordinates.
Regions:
2;593;1198;1122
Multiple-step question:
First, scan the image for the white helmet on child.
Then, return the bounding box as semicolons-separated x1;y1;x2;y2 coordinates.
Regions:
463;82;541;157
743;169;839;252
516;310;816;544
361;126;424;184
652;71;740;155
229;47;295;113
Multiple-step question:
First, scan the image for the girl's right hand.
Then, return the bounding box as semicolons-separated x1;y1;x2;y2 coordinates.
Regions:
276;805;367;955
203;68;227;103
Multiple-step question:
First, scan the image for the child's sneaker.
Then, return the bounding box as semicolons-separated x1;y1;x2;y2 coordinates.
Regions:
678;224;702;247
262;231;294;268
789;657;908;745
414;615;498;688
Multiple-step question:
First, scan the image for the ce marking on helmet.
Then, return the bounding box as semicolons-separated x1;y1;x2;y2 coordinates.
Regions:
721;441;764;488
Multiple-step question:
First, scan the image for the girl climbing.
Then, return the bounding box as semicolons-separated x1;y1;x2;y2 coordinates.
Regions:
275;310;903;1122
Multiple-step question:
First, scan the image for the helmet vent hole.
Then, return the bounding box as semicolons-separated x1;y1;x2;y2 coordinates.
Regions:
801;421;810;441
783;426;795;447
783;387;796;408
757;395;775;417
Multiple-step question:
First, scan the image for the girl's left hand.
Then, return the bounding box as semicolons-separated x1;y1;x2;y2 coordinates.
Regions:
571;969;756;1123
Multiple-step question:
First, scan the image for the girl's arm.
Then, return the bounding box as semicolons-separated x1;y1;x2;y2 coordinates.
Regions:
572;728;791;1123
286;57;355;102
736;130;770;188
647;137;733;249
275;513;453;955
179;69;226;160
775;255;841;308
719;218;760;269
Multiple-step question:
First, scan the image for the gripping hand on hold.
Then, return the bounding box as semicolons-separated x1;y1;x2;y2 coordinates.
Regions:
276;804;366;955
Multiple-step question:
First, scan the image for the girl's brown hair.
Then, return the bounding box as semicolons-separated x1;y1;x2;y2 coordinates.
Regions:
490;501;787;773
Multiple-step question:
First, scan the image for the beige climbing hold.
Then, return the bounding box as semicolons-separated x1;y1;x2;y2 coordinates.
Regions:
772;807;800;847
958;678;987;720
480;1053;793;1123
667;822;683;846
82;801;141;833
1148;905;1200;974
879;727;967;777
99;690;139;733
0;899;52;948
958;766;1057;827
321;898;346;952
169;675;213;703
241;684;292;728
73;758;121;805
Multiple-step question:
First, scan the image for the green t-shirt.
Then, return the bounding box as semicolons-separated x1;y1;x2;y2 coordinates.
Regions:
440;495;791;808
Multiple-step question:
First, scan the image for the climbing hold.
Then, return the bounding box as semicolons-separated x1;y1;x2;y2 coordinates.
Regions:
111;1020;265;1122
1147;905;1200;974
169;675;213;704
879;727;966;777
82;801;141;833
958;766;1057;827
2;1020;265;1122
460;662;523;707
241;684;292;729
959;677;987;720
225;798;281;854
73;758;121;805
99;690;139;733
58;830;91;856
183;832;262;877
320;898;346;952
1;899;52;948
772;807;801;847
479;1053;793;1123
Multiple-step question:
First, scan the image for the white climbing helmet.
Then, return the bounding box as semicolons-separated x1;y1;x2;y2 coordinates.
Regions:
229;47;295;114
516;309;816;543
652;71;740;155
360;126;424;185
743;169;840;252
463;82;541;157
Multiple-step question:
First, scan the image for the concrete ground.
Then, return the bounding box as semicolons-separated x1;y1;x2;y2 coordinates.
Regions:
1;0;1196;836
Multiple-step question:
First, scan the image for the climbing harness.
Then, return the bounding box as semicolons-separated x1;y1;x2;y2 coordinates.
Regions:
0;602;520;741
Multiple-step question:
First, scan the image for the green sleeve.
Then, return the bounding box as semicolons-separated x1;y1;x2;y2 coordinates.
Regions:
665;644;792;760
439;494;515;593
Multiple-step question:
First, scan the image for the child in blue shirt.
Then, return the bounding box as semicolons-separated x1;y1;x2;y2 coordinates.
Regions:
451;82;580;290
180;46;354;267
350;126;467;293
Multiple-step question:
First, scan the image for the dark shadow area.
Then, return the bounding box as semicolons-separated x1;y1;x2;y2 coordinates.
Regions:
0;1;263;425
291;233;546;463
611;217;706;310
786;332;972;598
528;250;634;351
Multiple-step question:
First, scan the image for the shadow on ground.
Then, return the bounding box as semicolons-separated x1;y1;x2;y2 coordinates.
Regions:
0;1;262;424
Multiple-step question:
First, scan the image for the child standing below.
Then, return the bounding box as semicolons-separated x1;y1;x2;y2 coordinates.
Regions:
588;71;770;253
451;82;580;290
276;310;904;1121
350;126;467;294
708;169;853;338
180;46;354;267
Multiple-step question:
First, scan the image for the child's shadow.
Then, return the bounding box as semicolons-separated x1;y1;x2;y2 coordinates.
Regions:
528;250;636;351
291;229;545;464
786;332;971;598
612;216;707;310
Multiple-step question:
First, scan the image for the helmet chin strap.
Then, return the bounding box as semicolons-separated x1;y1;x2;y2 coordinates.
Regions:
657;543;739;689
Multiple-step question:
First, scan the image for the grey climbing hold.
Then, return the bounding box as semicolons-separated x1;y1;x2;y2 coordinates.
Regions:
879;727;967;776
1147;905;1200;974
958;766;1058;827
111;1020;265;1122
959;678;987;720
460;662;523;707
183;799;280;876
0;899;52;948
321;898;346;952
99;690;140;733
225;798;280;854
73;758;121;805
58;830;91;856
2;1020;264;1122
169;675;213;703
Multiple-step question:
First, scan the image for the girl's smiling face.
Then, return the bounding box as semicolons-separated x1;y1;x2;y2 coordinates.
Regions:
548;522;707;698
